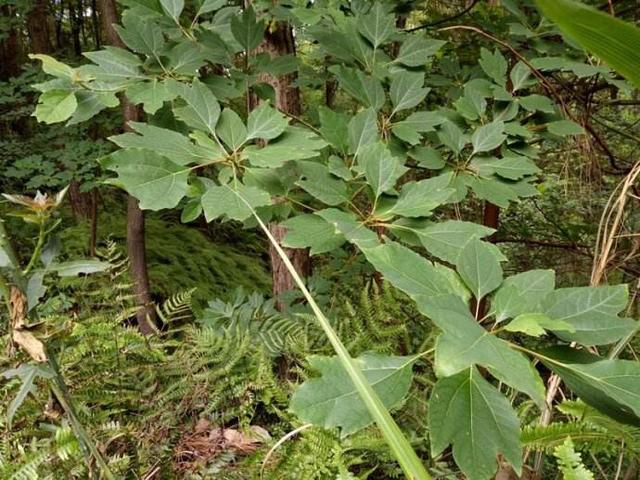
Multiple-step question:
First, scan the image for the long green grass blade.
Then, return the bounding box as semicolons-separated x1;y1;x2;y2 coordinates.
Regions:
535;0;640;87
231;187;431;480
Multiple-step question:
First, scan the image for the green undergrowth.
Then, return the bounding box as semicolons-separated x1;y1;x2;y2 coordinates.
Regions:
59;206;271;309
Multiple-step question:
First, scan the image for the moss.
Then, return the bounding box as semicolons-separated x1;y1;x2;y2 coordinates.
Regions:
59;208;271;309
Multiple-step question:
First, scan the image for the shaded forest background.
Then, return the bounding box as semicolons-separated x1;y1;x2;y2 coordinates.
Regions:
1;0;640;478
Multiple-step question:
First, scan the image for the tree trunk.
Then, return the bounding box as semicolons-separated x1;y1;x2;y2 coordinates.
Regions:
98;0;156;333
0;5;23;80
91;0;101;48
69;0;82;56
473;201;500;318
249;18;312;310
26;0;53;54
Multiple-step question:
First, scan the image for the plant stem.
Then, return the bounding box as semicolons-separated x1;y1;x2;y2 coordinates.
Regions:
47;349;115;480
232;186;432;480
23;219;46;275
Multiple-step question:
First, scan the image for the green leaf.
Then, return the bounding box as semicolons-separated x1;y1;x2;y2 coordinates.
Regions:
348;108;379;157
281;214;345;255
471;121;506;154
167;41;208;75
535;0;640;88
216;109;247;151
467;176;520;208
66;90;118;125
0;248;10;268
34;91;77;124
110;122;215;166
330;66;385;111
362;241;454;298
357;3;395;48
505;313;575;337
50;260;111;277
246;102;288;140
296;161;349;206
471;155;539;180
201;183;271;222
510;61;532;91
29;54;75;79
395;36;445;67
390;71;429;114
519;94;555;113
316;209;379;249
413;220;497;264
539;346;640;426
419;295;545;404
245;127;327;167
429;368;522;480
196;0;225;16
171;80;221;136
479;48;508;86
230;5;265;51
395;111;444;133
382;174;454;218
408;146;445;169
115;11;164;56
290;353;414;436
542;285;636;346
437;121;467;154
393;111;445;145
547;120;585;136
359;142;408;198
456;238;503;300
102;149;190;210
319;107;349;153
2;364;53;427
160;0;184;21
126;80;176;115
491;269;555;322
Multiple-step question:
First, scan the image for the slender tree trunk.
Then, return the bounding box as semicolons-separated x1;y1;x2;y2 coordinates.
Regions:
91;0;101;48
78;0;87;46
0;5;23;80
69;0;82;56
54;1;63;49
474;202;500;318
98;0;156;333
483;201;500;238
89;189;98;257
248;16;312;310
26;0;53;54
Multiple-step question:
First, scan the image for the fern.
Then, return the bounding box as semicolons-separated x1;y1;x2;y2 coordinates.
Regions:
156;288;196;333
521;421;617;453
554;438;595;480
199;288;315;356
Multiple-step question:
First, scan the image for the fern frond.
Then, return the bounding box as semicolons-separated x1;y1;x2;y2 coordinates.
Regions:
554;437;595;480
522;421;618;453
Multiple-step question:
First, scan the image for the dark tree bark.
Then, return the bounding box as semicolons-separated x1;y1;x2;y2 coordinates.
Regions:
91;0;101;48
26;0;53;54
98;0;156;333
69;0;82;56
0;5;23;80
54;1;63;49
483;201;500;239
249;18;312;310
473;201;500;319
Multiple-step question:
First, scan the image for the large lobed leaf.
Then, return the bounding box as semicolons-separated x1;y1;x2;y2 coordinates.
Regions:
290;353;415;436
540;346;640;427
102;149;190;210
429;368;522;480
